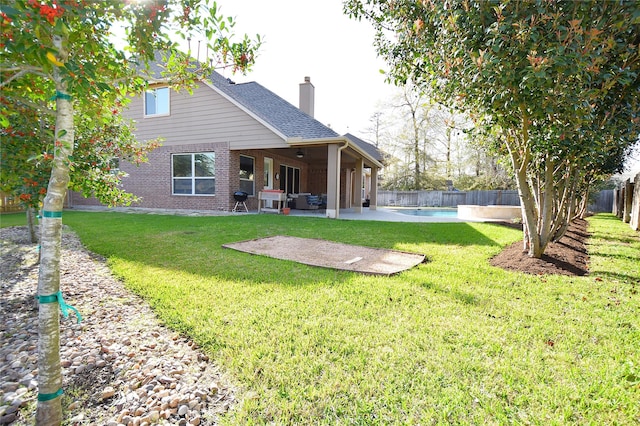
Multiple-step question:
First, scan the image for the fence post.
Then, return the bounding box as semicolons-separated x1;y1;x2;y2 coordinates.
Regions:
616;184;625;219
630;172;640;231
623;179;633;223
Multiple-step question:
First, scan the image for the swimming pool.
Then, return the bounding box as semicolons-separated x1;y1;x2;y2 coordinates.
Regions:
391;208;458;218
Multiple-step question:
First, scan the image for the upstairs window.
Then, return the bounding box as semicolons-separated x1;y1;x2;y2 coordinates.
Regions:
172;153;215;195
144;87;170;116
239;155;255;196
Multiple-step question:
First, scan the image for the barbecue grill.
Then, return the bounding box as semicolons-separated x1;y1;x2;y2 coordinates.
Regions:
232;191;249;212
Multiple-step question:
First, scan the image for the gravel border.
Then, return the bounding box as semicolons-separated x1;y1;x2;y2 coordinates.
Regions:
0;226;238;425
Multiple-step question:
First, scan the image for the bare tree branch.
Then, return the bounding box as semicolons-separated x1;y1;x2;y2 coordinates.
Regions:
13;97;56;117
0;66;48;88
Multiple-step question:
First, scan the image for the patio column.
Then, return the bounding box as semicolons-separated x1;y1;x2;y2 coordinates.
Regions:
326;144;340;219
345;168;352;209
353;158;363;213
369;167;378;211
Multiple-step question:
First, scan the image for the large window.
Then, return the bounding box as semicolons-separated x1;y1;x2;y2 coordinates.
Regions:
145;87;170;116
172;153;215;195
239;155;255;195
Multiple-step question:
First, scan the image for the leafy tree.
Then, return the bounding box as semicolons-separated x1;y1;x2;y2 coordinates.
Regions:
371;83;510;191
346;0;640;257
366;111;387;148
456;125;516;190
0;77;53;241
1;0;259;423
398;82;433;187
0;74;160;243
423;105;473;181
378;83;444;189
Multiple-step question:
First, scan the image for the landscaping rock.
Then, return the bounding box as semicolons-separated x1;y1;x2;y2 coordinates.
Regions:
0;226;238;425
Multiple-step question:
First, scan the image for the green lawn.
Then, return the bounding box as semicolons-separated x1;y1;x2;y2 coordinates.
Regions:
3;211;639;424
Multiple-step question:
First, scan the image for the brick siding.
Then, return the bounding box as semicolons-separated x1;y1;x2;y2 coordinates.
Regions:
69;145;332;212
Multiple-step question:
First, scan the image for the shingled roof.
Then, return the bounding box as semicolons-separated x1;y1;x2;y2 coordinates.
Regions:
144;53;371;146
209;72;339;140
344;133;385;164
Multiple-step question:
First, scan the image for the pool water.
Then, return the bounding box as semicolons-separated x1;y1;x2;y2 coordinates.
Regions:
392;208;458;217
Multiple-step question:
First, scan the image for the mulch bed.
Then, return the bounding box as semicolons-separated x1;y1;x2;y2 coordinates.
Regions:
490;218;589;276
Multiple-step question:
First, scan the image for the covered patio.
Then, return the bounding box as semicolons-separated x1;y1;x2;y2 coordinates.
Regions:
254;133;383;219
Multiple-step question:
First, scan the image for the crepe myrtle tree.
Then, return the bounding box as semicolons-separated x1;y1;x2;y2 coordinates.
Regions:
345;0;640;257
0;0;259;423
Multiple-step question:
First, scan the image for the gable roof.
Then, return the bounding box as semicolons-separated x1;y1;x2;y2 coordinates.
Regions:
344;133;385;164
141;52;337;140
142;52;382;166
209;72;339;140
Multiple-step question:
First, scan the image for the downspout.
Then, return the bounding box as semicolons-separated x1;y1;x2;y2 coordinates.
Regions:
334;140;349;219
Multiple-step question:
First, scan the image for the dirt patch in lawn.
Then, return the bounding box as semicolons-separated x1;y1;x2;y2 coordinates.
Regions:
223;236;426;276
491;218;589;276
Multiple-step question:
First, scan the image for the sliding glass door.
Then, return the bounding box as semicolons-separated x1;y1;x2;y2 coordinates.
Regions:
279;165;300;194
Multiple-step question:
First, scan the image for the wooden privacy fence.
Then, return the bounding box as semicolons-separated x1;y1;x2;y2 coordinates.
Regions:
589;190;614;213
377;190;520;207
613;171;640;231
377;189;614;212
0;192;24;213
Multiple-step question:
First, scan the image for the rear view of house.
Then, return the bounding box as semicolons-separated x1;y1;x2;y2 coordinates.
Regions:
69;71;383;218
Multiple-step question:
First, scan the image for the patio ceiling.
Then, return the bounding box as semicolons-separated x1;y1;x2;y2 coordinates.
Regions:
264;145;375;169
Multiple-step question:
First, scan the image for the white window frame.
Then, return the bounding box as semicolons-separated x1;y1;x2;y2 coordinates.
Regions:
171;152;215;196
264;157;273;190
144;86;170;117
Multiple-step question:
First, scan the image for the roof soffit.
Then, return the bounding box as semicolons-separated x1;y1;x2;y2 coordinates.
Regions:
287;137;383;169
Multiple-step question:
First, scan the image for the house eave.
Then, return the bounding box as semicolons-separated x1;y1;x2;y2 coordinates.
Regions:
288;137;383;169
287;136;346;146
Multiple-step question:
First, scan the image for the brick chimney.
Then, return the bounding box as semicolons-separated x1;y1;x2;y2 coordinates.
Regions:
299;76;314;117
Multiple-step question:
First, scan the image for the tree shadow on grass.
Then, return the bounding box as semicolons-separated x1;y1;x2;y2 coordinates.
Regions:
592;214;624;221
589;270;640;285
589;251;640;263
417;280;481;306
62;212;509;286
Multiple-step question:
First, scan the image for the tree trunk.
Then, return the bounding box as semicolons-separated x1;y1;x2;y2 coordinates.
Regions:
37;35;73;426
506;110;547;258
514;164;545;257
444;123;451;179
537;155;555;251
27;207;37;244
37;215;63;426
576;184;590;220
551;164;579;241
412;111;421;187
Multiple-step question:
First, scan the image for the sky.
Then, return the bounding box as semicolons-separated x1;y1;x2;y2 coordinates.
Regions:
182;0;640;175
211;0;396;139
